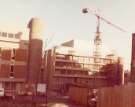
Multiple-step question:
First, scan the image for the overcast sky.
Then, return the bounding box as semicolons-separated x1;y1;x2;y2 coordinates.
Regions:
0;0;134;69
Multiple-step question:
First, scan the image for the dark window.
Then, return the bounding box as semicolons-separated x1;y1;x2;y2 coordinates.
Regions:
2;32;7;37
8;33;14;38
15;32;22;39
10;65;14;77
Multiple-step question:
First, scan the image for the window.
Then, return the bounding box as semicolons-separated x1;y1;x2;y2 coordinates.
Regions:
10;65;14;77
8;33;14;38
2;32;7;37
15;32;22;39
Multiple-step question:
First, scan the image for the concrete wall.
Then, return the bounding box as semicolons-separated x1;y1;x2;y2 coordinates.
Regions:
131;33;135;82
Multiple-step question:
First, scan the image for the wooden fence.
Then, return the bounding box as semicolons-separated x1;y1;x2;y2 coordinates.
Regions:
68;86;88;106
97;83;135;107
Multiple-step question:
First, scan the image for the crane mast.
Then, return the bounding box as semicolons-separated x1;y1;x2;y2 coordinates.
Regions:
93;15;102;64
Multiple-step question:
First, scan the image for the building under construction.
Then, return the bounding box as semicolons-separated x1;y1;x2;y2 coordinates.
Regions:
0;16;134;107
44;45;124;96
43;7;125;97
0;17;124;99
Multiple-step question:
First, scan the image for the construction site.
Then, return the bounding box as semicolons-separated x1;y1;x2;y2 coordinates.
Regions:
0;4;134;107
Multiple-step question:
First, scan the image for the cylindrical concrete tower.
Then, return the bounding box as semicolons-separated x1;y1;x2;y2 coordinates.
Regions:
27;18;43;84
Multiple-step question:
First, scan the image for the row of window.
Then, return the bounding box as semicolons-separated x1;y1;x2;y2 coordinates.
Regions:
0;32;22;39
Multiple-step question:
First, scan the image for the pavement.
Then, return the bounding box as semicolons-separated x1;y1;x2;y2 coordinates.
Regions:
0;95;86;107
46;96;85;107
47;102;84;107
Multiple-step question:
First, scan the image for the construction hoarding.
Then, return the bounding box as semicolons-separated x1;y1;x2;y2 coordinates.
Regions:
97;83;135;107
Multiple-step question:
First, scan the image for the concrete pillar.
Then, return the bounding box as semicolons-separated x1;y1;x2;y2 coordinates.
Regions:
131;33;135;82
117;57;124;85
27;18;43;84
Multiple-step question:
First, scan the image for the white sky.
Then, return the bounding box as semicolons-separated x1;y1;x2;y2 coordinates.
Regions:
0;0;134;70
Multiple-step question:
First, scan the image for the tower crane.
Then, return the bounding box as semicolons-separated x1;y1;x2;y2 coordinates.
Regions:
82;8;126;72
